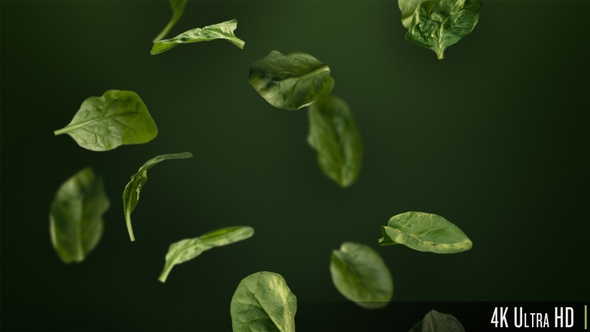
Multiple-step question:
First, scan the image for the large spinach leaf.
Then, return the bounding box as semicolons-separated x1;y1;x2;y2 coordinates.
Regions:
49;167;110;263
122;152;193;241
151;19;245;55
402;0;483;59
153;0;187;43
308;95;362;187
330;242;393;309
231;271;297;332
409;310;466;332
159;226;254;282
379;211;472;254
249;50;334;110
54;90;158;151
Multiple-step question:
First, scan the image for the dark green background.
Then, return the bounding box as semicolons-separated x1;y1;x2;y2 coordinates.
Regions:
1;1;589;331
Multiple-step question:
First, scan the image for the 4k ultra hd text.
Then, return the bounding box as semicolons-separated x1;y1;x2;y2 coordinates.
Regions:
491;307;580;329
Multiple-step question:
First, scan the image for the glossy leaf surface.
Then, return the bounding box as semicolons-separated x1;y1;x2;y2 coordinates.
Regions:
153;0;187;43
122;152;192;241
54;90;158;151
248;50;334;110
379;211;472;254
308;95;362;187
159;226;254;282
405;0;483;59
49;167;110;263
409;310;465;332
231;271;297;332
330;242;393;309
151;19;245;55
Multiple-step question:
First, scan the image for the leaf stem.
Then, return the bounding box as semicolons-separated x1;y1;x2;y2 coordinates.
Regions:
228;37;246;50
53;127;67;136
126;211;136;242
159;264;172;283
153;20;175;43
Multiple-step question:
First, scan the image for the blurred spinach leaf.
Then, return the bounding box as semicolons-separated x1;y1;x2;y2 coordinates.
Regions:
54;90;158;151
308;95;362;187
153;0;188;43
49;167;110;263
159;226;254;282
379;211;472;253
249;50;334;110
409;309;466;332
330;242;393;309
401;0;483;59
151;19;245;55
231;271;297;332
122;152;193;242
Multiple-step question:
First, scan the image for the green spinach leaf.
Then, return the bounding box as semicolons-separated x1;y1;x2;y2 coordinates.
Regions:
404;0;483;59
54;90;158;151
379;211;472;254
122;152;193;242
248;50;334;110
49;167;110;263
153;0;188;43
308;95;362;187
159;226;254;282
330;242;393;309
151;19;245;55
231;271;297;332
409;309;466;332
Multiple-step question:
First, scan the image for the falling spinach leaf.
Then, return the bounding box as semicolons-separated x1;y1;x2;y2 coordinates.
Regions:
122;152;193;242
231;271;297;332
248;50;334;110
379;211;472;254
53;90;158;151
159;226;254;282
409;309;466;332
401;0;483;59
151;19;245;55
330;242;393;309
49;167;110;263
153;0;188;43
308;95;362;187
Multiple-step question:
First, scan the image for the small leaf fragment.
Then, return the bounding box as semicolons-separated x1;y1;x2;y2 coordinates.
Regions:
248;50;334;110
330;242;393;309
308;95;362;187
153;0;188;43
122;152;192;242
53;90;158;151
409;309;466;332
49;167;110;263
159;226;254;282
151;19;245;55
401;0;483;59
379;211;472;254
231;271;297;332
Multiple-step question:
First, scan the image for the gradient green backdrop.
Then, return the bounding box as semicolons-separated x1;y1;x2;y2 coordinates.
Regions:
1;0;589;331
